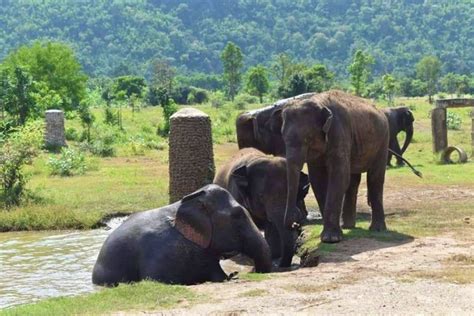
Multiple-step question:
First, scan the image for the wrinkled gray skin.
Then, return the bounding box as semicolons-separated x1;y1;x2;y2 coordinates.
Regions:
214;148;310;267
236;93;316;156
382;106;414;167
278;90;389;245
92;185;271;286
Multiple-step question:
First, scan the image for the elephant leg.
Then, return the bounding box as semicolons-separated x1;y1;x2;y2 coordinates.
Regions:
367;158;387;232
209;261;229;282
264;222;281;259
321;164;350;243
341;173;361;229
392;137;405;166
308;163;328;218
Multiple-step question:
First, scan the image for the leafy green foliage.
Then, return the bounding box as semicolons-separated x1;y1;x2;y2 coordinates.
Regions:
246;65;269;103
0;2;473;77
0;121;43;208
221;42;243;101
304;64;335;93
158;99;178;137
113;76;146;100
382;74;397;105
48;148;87;177
348;50;374;96
416;56;441;103
446;112;462;130
0;66;35;125
2;41;87;112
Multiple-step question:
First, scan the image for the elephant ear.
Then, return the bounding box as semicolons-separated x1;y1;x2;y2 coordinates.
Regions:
175;190;212;249
406;110;415;123
269;108;283;134
229;165;249;196
321;106;333;134
297;171;310;200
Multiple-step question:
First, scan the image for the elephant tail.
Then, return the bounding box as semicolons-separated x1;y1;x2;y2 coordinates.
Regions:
388;149;423;178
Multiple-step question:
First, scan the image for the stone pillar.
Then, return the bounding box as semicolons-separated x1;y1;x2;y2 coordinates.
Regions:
45;109;66;148
431;107;447;153
169;108;215;203
471;110;474;156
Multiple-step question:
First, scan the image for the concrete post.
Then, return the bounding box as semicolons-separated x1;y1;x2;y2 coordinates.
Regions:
431;107;447;153
168;108;215;203
44;109;66;149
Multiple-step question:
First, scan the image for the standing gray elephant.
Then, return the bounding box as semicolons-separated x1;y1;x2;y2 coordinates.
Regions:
214;148;310;267
236;93;316;156
92;184;271;286
382;106;414;166
277;90;389;248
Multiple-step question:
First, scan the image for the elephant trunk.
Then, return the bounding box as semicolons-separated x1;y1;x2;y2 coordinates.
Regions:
401;124;413;154
284;145;307;228
241;219;272;273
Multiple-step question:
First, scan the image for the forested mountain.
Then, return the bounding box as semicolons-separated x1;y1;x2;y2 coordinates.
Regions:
1;0;472;78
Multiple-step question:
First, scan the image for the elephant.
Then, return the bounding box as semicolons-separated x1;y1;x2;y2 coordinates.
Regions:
382;106;414;167
276;90;390;246
214;147;310;267
236;93;316;156
92;184;272;286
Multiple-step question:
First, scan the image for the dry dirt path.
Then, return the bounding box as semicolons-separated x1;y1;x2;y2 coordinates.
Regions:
138;235;473;315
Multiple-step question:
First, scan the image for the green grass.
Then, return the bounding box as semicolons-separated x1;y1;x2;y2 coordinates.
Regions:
1;97;474;232
1;281;199;316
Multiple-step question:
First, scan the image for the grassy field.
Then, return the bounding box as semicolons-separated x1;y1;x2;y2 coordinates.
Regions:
2;96;473;314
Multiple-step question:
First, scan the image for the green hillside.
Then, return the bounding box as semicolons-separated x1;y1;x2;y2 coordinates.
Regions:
1;0;472;77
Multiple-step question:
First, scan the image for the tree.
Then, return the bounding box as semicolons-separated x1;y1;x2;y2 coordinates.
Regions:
348;50;374;96
440;73;470;96
246;65;270;103
382;74;397;105
279;73;308;98
150;59;176;92
2;41;87;112
3;66;35;125
220;42;243;101
271;53;294;88
304;64;334;92
416;56;441;103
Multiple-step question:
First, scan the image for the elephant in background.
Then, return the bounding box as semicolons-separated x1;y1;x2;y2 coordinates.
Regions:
236;93;316;156
214;148;310;267
92;185;272;286
277;90;389;246
382;106;415;167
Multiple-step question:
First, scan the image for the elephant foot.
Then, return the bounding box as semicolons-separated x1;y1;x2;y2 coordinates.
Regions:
321;227;343;243
369;221;387;232
341;222;356;229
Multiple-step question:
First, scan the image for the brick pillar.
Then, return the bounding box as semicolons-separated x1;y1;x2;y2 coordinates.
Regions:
431;107;447;153
169;108;215;203
45;109;66;149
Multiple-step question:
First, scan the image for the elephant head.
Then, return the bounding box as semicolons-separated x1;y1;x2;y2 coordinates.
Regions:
279;99;333;227
174;184;272;273
227;158;310;226
398;107;414;154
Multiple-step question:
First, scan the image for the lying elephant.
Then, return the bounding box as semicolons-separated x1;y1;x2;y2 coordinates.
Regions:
92;184;272;286
381;106;414;167
214;148;310;267
236;93;316;156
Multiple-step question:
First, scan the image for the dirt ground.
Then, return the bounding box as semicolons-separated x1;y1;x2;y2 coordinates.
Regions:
151;235;472;315
142;182;474;316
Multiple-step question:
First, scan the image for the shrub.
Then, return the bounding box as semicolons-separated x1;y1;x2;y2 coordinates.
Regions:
210;91;225;108
0;121;43;208
65;127;79;141
48;147;87;176
80;125;121;157
158;99;178;137
446;112;462;130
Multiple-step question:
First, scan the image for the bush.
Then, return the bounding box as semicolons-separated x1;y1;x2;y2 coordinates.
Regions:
446;112;462;130
65;127;79;141
48;147;87;176
210;91;225;108
0;121;43;208
158;99;178;137
80;125;121;157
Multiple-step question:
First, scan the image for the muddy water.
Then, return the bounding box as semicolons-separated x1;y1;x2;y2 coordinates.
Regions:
0;217;250;309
